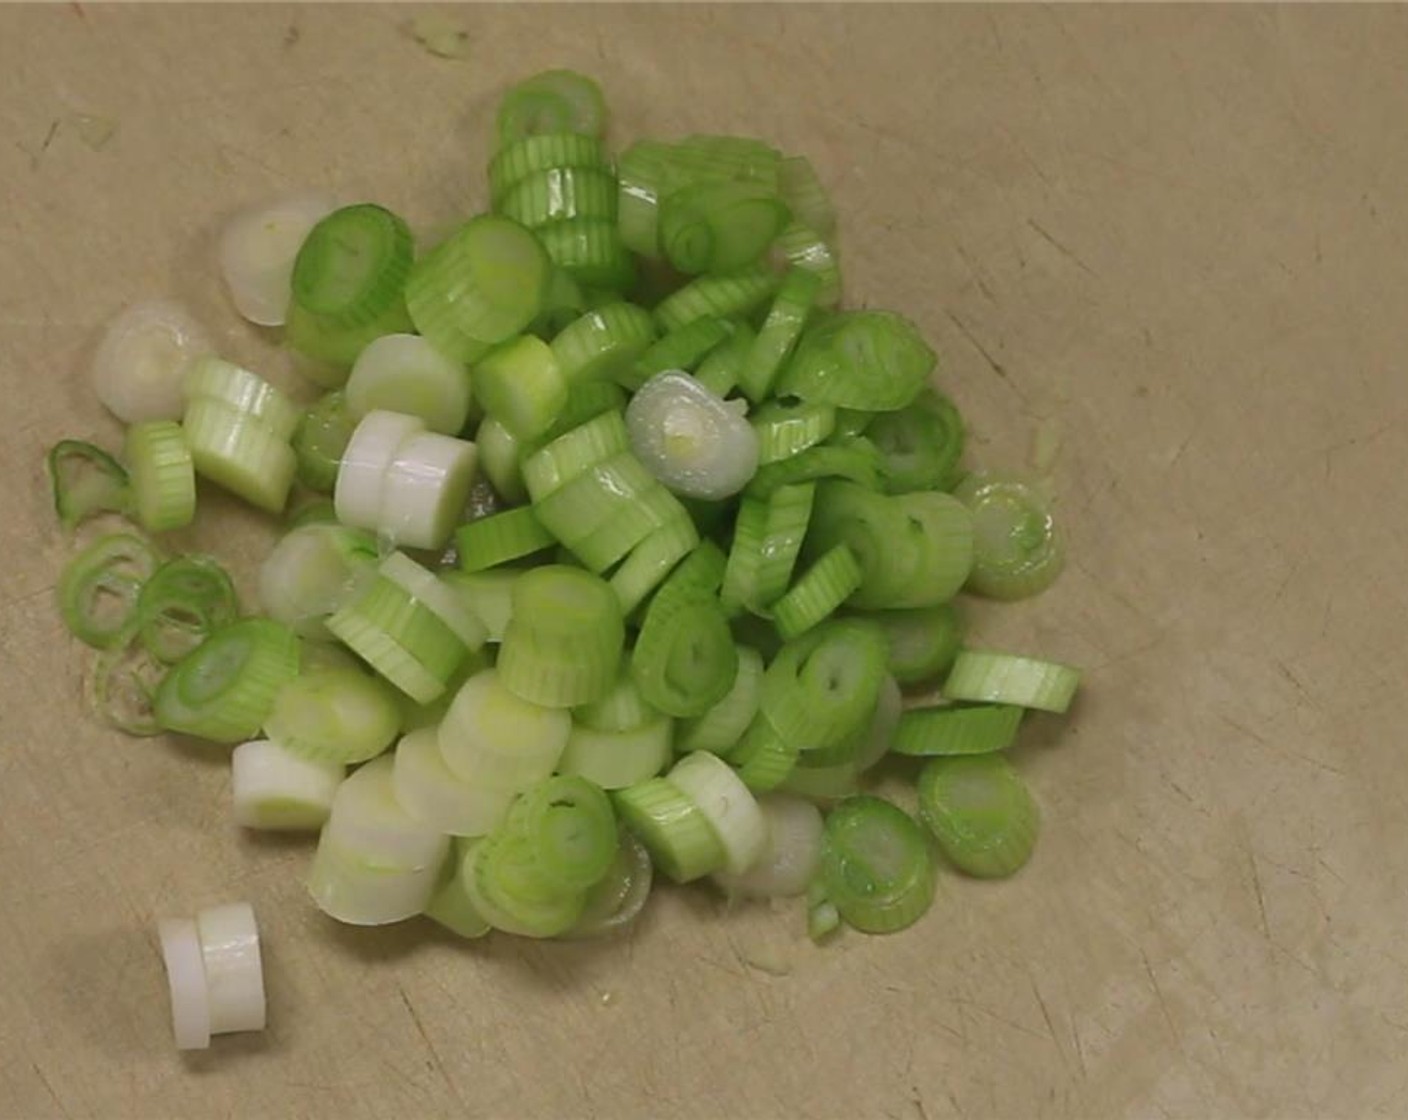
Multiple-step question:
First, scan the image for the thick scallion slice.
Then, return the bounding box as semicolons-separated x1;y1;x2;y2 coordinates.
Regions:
182;399;297;513
917;754;1039;878
819;795;936;934
195;901;267;1037
760;618;887;753
749;398;835;466
778;156;836;238
136;556;238;663
502;774;618;893
631;549;737;718
659;180;790;275
264;667;401;765
667;750;766;875
691;321;755;398
770;544;861;640
231;738;344;831
893;703;1024;757
490;132;608;204
558;717;673;789
496;68;607;146
625;371;759;500
379;430;479;550
473;334;568;442
285;299;414;375
497;565;625;707
157;917;211;1050
58;532;160;649
954;471;1065;600
290;203;413;330
864;602;962;684
154;618;300;742
184;356;300;441
381;552;488;649
323;754;450;871
943;651;1081;713
456;507;555;571
613;776;725;883
406;214;550;361
654;265;778;334
345;333;471;436
737;269;820;403
608;516;699;615
475;416;528;504
627;316;733;392
502;167;617;227
560;830;653;939
772;222;842;308
720;482;814;613
573;668;656;732
776;310;935;411
462;832;586;938
47;440;131;530
676;644;763;755
92;299;212;423
442;569;519;643
219;191;337;327
538;379;628;443
258;523;378;640
125;421;195;531
438;668;571;789
88;628;166;736
333;409;423;530
550;303;657;384
537;219;635;290
807;880;842;944
294;391;357;494
521;409;630;500
869;388;965;494
729;716;801;792
711;792;823;898
308;836;443;926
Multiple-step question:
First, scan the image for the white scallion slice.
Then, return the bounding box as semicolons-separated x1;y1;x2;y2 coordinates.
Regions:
346;334;472;436
379;430;479;550
392;727;516;837
322;755;450;871
334;409;425;531
231;739;345;831
93;299;212;423
219;191;337;327
711;792;823;898
157;917;211;1051
307;835;443;926
379;552;487;649
668;751;766;875
625;371;759;500
195;902;266;1035
438;668;570;791
258;524;379;640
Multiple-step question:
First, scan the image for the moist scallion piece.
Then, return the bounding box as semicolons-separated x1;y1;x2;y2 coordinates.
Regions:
624;371;759;500
659;179;790;275
868;388;965;494
424;840;492;938
184;356;300;440
231;738;345;831
456;507;556;572
550;303;657;385
154;618;300;742
557;717;673;789
776;310;935;411
58;532;162;649
438;668;572;795
496;69;607;146
219;191;337;327
442;569;519;643
501;167;618;228
720;482;815;614
472;334;568;442
285;299;415;375
47;439;132;530
475;416;528;505
749;397;836;466
728;716;801;792
771;222;842;309
405;214;551;361
692;320;755;397
393;726;515;837
560;829;653;939
745;438;883;500
607;515;700;615
294;391;357;494
769;544;861;640
737;268;821;403
863;602;963;684
612;775;725;883
892;703;1024;757
497;565;625;707
136;556;238;663
711;792;823;898
654;265;778;334
462;832;586;938
501;774;619;893
258;523;378;640
290;204;413;330
182;399;297;513
537;219;635;291
667;750;766;874
943;650;1081;714
759;618;888;753
954;471;1065;600
521;409;630;500
917;754;1039;878
489;132;608;206
91;299;212;424
626;316;734;392
778;156;836;238
807;880;842;943
345;333;472;436
264;667;402;765
533;453;684;571
125;421;196;532
676;644;763;755
819;795;936;934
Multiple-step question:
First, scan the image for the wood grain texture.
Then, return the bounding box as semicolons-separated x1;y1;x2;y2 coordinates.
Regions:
3;5;1406;1118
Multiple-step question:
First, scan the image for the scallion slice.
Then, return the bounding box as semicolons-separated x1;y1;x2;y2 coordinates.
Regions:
501;167;618;227
47;439;131;531
424;840;492;938
557;717;673;790
769;544;861;640
463;832;586;938
501;774;619;893
667;750;766;875
760;618;887;753
290;203;413;330
125;421;196;532
88;627;166;736
745;438;883;500
184;356;300;441
659;180;790;275
560;829;653;939
455;507;555;572
691;320;755;398
654;265;778;334
943;650;1081;714
496;68;607;146
489;132;608;205
917;754;1039;878
294;391;356;494
155;618;300;742
720;482;814;613
438;668;571;790
58;532;161;649
219;191;336;327
345;333;472;436
231;738;344;831
521;408;630;500
92;299;212;424
771;222;842;309
778;156;836;238
608;515;699;615
776;310;935;411
472;333;568;442
497;565;625;707
258;523;378;640
737;268;821;403
868;388;965;494
612;776;725;884
864;603;963;685
136;555;238;663
392;726;515;837
182;399;297;513
550;303;657;385
954;471;1065;600
893;703;1024;757
537;219;635;291
819;795;936;934
476;415;528;505
711;792;823;898
624;371;759;500
264;667;401;765
676;644;763;755
749;397;836;466
627;316;733;392
729;716;801;792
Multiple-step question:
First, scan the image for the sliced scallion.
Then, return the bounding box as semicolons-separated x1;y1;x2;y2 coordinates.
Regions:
136;555;238;663
819;795;935;934
954;471;1065;600
943;650;1081;714
58;532;161;649
155;618;300;742
893;703;1024;757
917;754;1039;878
47;439;131;531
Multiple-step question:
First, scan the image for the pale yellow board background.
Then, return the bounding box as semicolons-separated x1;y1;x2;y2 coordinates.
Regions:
2;5;1405;1118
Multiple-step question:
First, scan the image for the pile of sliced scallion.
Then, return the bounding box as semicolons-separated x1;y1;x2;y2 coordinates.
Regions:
49;69;1080;950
